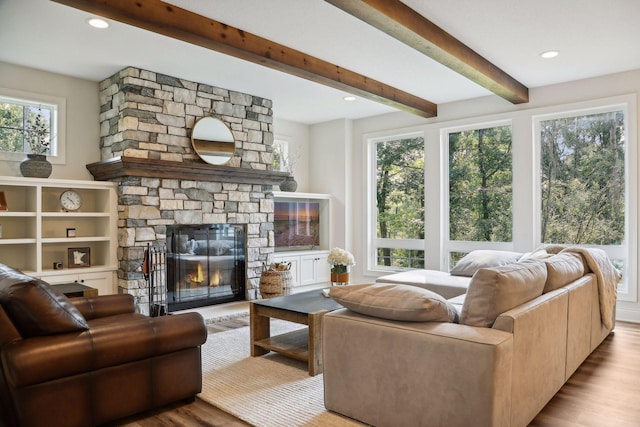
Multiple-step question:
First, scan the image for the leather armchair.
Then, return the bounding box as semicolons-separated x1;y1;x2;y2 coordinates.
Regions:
0;264;207;427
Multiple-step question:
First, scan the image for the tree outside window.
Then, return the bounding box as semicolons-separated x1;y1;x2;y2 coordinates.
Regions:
0;98;55;155
447;125;513;266
540;111;625;245
374;136;425;268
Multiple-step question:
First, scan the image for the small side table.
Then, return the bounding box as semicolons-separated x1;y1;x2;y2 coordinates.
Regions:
52;282;99;298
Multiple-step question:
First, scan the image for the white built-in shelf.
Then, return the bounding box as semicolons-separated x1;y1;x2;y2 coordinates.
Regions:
0;176;117;283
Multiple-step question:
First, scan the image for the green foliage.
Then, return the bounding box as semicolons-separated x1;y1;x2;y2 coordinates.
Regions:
375;136;425;266
0;102;25;153
0;102;52;155
376;248;425;269
449;126;513;242
540;111;625;245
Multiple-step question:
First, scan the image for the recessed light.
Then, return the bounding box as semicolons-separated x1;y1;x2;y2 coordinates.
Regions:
343;96;356;101
540;50;559;59
87;17;109;29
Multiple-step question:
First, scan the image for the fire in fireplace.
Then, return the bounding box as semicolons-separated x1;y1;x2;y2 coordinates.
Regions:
166;224;246;311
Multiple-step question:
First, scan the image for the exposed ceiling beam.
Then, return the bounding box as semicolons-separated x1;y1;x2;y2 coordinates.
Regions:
51;0;438;118
325;0;529;104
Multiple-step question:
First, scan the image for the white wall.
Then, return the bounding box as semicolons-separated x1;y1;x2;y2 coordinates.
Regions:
0;62;100;180
308;119;352;252
273;118;310;192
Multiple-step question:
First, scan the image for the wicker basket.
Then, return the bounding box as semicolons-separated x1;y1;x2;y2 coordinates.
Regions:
259;262;294;299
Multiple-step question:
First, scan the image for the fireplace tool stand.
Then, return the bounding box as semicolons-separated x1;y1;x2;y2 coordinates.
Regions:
143;243;168;317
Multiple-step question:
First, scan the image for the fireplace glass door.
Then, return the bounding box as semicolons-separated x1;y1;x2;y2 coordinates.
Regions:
167;224;245;311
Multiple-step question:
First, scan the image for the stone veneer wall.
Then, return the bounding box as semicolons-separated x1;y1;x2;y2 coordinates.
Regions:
98;67;276;308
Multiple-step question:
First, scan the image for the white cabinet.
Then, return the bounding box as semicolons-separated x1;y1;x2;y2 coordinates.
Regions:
0;176;117;293
39;271;115;296
300;252;330;286
273;250;329;290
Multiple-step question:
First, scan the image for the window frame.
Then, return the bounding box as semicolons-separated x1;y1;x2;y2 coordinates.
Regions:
533;99;636;301
441;119;515;270
366;129;426;273
0;87;66;164
363;94;636;306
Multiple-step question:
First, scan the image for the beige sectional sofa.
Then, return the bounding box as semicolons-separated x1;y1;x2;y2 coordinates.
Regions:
323;248;619;427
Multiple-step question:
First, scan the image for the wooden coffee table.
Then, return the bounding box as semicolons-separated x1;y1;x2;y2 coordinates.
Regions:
250;289;342;376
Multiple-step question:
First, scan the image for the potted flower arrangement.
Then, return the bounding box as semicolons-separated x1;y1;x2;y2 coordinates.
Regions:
327;247;355;286
20;107;53;178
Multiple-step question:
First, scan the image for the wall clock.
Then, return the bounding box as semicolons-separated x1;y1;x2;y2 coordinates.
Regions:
60;190;82;212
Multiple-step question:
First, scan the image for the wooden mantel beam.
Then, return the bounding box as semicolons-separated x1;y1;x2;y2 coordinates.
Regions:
325;0;529;104
51;0;437;118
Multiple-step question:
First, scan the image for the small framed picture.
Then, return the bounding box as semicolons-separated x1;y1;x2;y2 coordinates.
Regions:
66;228;76;238
0;191;7;211
68;247;91;268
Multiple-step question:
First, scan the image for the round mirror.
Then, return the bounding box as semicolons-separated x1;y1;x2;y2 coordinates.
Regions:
191;117;235;165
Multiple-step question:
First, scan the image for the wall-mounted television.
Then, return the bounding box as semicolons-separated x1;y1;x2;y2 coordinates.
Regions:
274;201;321;250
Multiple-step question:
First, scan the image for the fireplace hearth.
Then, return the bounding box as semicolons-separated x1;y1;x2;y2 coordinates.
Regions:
167;224;246;311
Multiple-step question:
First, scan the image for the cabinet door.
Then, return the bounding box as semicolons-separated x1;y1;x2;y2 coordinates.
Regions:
300;256;317;286
314;253;330;283
78;271;114;295
300;253;330;286
41;273;80;285
40;271;114;295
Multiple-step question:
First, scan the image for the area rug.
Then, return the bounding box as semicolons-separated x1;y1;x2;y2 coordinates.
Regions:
199;321;366;427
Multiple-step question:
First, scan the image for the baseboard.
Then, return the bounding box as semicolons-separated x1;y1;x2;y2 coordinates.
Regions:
615;307;640;323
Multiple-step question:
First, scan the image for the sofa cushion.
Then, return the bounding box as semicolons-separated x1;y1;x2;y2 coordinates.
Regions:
450;250;523;277
543;252;586;293
375;269;470;299
329;283;458;322
460;260;547;327
0;264;89;337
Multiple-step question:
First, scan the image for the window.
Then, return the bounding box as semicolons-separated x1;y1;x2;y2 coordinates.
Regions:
0;89;64;162
364;96;635;305
368;132;425;270
536;105;631;297
272;139;288;172
445;123;513;267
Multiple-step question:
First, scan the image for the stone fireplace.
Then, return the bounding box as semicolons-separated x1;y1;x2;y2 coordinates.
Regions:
88;67;288;312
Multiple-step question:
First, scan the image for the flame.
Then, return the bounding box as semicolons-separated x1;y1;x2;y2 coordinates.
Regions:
187;263;204;284
210;269;221;287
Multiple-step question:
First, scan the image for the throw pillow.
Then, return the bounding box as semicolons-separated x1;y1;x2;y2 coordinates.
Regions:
449;250;523;277
0;264;89;337
459;260;547;327
329;283;458;322
543;252;585;293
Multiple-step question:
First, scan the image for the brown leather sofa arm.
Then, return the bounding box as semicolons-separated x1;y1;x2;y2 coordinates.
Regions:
2;311;206;389
0;307;21;346
71;294;136;320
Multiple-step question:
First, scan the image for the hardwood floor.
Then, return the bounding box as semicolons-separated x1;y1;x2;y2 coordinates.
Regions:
112;321;640;427
530;321;640;427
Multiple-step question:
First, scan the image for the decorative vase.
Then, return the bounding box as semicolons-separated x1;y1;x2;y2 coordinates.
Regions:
330;265;350;286
20;154;52;178
330;272;350;286
279;175;298;192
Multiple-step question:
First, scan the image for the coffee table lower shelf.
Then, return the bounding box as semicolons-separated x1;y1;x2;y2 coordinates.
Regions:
252;328;309;362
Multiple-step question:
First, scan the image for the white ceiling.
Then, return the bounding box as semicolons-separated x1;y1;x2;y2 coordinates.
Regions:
1;0;639;124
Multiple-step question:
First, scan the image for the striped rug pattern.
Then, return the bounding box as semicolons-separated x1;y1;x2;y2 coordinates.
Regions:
199;320;365;427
